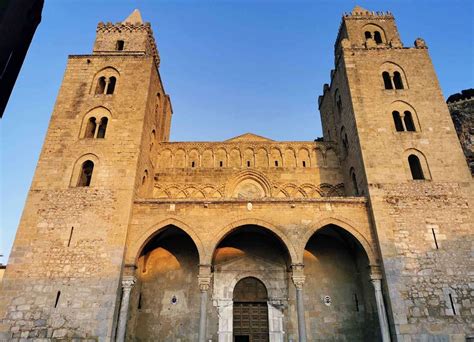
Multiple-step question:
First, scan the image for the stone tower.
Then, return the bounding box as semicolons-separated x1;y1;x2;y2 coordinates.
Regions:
0;10;171;339
319;6;474;341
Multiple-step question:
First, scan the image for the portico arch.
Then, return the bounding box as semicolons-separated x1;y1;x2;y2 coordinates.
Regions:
207;218;298;265
300;217;378;265
127;218;206;265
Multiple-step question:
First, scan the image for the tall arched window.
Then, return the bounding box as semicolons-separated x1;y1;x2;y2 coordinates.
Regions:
408;155;424;180
364;31;372;40
392;111;404;132
382;72;393;89
374;31;383;44
393;71;404;89
106;77;116;94
77;160;94;187
97;117;108;138
335;89;342;116
403;111;416;131
85;117;97;138
95;77;106;94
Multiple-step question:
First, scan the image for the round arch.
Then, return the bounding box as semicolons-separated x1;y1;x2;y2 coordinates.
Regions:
127;218;206;265
206;218;298;265
301;217;378;265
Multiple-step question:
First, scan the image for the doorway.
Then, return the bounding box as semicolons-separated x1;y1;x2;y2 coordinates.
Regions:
233;277;269;342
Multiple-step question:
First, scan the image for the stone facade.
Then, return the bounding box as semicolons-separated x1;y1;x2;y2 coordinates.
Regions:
0;6;473;342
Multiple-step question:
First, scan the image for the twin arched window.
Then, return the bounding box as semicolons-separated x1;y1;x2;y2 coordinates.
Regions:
382;71;404;90
365;30;383;44
84;116;108;139
95;76;116;95
392;111;416;132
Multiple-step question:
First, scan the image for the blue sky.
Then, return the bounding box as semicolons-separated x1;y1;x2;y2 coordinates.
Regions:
0;0;473;263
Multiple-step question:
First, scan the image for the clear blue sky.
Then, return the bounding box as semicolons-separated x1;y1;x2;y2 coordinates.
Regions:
1;0;473;263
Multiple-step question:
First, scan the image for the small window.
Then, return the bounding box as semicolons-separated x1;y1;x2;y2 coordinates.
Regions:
336;95;342;114
97;117;108;138
392;111;404;132
106;77;116;94
85;117;97;138
408;155;424;180
302;161;306;167
54;291;61;308
95;77;106;94
116;40;124;51
382;72;393;89
404;111;416;131
191;161;195;168
274;160;279;167
393;71;404;89
219;161;223;167
374;31;382;44
351;170;359;195
247;161;250;167
77;160;94;187
364;31;372;40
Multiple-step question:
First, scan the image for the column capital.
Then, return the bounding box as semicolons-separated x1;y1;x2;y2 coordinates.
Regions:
369;265;383;280
291;263;305;289
121;276;136;290
198;264;212;292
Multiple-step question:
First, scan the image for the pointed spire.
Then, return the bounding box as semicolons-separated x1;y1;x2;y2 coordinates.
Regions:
122;9;143;24
352;5;369;14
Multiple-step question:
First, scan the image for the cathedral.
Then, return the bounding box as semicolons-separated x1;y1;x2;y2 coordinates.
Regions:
0;6;473;342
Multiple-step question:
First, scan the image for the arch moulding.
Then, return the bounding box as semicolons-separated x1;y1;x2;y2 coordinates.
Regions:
126;217;206;265
300;216;378;265
205;218;298;265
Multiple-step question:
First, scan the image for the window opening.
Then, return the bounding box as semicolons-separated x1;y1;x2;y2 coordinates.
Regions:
364;31;372;40
382;72;393;89
351;171;359;195
354;293;359;312
95;77;106;94
393;71;404;89
85;117;97;138
97;117;108;138
67;227;74;247
374;31;383;44
138;293;142;309
274;160;279;167
219;161;223;167
116;40;124;51
403;111;416;131
191;161;195;168
432;228;439;249
247;161;250;167
78;160;94;187
54;291;61;308
408;155;424;180
392;111;404;131
106;76;116;94
302;161;306;167
449;294;457;315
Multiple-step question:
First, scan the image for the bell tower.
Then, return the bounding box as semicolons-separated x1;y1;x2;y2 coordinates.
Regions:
0;10;171;339
319;6;473;341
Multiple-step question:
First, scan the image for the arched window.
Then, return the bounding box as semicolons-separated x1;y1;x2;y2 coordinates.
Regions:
364;31;372;40
403;111;416;131
335;89;342;116
392;111;404;132
150;129;156;151
77;160;94;187
85;117;97;138
95;77;106;94
382;72;393;89
97;117;108;138
393;71;404;89
408;155;424;180
106;77;116;94
351;169;359;195
116;40;124;51
374;31;383;44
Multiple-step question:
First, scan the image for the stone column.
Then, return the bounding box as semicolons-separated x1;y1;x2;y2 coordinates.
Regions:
291;264;307;342
116;276;136;342
370;273;391;342
198;264;212;342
